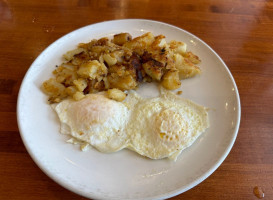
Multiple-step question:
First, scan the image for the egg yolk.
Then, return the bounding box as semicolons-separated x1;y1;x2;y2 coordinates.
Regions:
156;109;188;142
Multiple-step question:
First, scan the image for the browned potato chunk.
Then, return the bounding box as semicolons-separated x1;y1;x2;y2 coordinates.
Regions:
112;33;132;46
65;86;77;96
107;88;126;101
174;53;201;79
123;32;155;55
96;37;109;46
42;32;203;104
53;64;78;85
179;64;201;79
150;35;167;49
73;91;85;101
63;48;85;61
142;60;164;81
108;74;137;91
89;45;106;55
183;51;201;64
168;40;187;55
71;51;90;65
77;60;107;79
42;78;65;96
42;78;67;103
103;54;117;66
73;78;88;92
161;70;181;90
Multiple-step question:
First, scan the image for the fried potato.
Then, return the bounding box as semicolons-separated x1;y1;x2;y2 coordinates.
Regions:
103;54;117;66
73;91;85;101
142;60;164;81
108;73;137;91
42;32;202;103
107;88;127;101
77;60;107;80
63;48;85;61
168;40;187;55
161;70;181;90
174;53;201;79
112;33;132;46
42;78;67;103
123;32;155;55
73;78;88;92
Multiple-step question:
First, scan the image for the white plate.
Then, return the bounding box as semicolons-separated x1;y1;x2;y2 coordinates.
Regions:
17;19;240;200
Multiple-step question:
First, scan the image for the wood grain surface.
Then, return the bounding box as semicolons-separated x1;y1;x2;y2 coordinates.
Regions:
1;0;272;199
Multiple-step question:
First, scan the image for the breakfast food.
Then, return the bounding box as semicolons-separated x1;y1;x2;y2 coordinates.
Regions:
54;92;130;152
53;88;209;160
42;32;201;103
42;32;208;160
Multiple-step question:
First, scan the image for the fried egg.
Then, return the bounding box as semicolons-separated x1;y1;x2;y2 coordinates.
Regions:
125;88;209;160
54;93;130;152
53;88;209;160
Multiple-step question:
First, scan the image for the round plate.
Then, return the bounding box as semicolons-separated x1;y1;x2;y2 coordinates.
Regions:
17;19;241;200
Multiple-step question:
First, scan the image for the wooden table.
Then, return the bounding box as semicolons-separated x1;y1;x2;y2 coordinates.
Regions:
1;0;272;199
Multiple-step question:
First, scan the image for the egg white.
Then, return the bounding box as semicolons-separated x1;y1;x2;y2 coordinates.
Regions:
125;89;209;160
53;88;209;160
54;92;130;153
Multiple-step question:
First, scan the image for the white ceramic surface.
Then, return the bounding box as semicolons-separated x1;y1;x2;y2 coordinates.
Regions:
17;19;241;200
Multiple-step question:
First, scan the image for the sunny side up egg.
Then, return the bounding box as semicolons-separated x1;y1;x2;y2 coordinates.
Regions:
54;93;130;153
53;88;209;161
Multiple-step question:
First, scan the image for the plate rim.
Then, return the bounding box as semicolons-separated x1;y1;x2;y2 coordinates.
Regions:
17;19;241;200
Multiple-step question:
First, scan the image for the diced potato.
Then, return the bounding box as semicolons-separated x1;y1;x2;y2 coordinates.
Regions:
107;88;126;101
168;40;187;55
89;45;106;54
96;37;109;46
108;74;137;90
142;60;164;81
78;39;98;50
108;64;126;76
53;63;75;74
179;64;201;79
123;32;155;55
71;51;90;65
42;78;66;98
65;86;77;96
183;51;201;64
73;78;88;92
53;64;78;85
161;70;181;90
73;91;85;101
103;54;117;66
77;60;107;79
173;53;201;79
63;48;85;61
158;38;167;48
56;75;66;83
111;50;124;63
150;35;167;49
173;53;183;65
42;32;203;104
112;33;132;46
